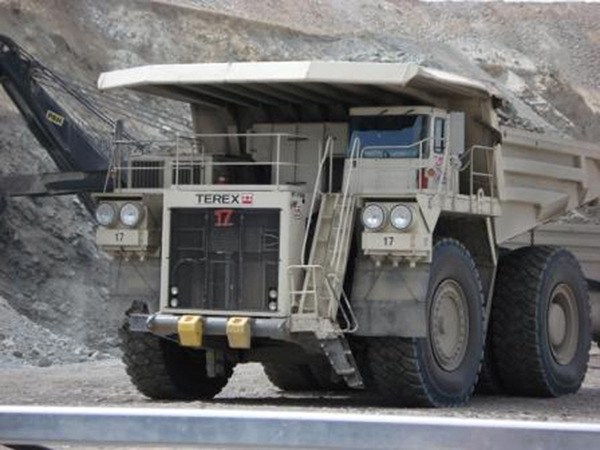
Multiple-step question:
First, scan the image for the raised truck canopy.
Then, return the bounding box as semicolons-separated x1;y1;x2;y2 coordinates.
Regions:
97;61;498;128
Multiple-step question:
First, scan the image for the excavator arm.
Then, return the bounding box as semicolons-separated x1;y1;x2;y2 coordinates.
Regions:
0;35;112;214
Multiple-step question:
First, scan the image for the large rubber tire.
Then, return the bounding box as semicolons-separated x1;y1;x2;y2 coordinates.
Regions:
474;325;504;395
491;246;590;397
365;239;485;407
308;359;349;391
263;360;348;391
120;323;233;400
263;363;319;391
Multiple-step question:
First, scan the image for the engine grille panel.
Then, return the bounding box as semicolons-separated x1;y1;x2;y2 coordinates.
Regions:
169;208;280;311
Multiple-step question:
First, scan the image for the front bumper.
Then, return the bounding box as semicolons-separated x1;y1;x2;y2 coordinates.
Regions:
128;313;289;349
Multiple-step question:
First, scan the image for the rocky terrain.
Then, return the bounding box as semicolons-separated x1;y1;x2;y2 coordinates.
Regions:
0;0;598;374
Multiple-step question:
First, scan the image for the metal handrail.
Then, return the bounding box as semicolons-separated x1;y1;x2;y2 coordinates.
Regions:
301;136;335;265
458;145;496;192
354;138;436;192
287;264;357;332
466;145;496;213
358;137;431;159
109;132;312;190
330;138;360;274
325;273;358;333
287;264;323;315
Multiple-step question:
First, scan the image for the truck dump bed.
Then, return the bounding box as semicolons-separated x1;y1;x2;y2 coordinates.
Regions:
496;126;600;242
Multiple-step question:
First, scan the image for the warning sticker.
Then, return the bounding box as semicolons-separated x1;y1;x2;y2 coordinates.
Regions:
46;110;65;127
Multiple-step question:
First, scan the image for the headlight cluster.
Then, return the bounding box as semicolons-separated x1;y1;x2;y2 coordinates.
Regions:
361;203;413;231
95;202;144;228
361;204;385;230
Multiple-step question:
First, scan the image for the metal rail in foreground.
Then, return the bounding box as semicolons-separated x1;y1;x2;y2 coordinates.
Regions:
2;406;600;449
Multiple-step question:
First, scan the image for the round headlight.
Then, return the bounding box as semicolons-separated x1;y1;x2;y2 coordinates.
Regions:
390;204;413;230
361;204;385;230
120;202;144;228
268;288;278;300
95;203;117;227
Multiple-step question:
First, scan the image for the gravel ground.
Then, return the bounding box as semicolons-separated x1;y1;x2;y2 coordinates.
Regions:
2;349;600;422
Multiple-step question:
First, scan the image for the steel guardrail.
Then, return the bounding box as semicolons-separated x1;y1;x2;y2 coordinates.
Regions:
2;406;600;449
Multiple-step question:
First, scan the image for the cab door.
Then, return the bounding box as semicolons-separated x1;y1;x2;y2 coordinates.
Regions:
426;114;448;190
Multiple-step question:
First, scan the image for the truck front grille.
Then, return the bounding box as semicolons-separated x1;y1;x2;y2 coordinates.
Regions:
169;208;279;311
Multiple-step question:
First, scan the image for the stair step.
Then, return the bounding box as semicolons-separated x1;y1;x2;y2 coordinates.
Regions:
319;335;364;389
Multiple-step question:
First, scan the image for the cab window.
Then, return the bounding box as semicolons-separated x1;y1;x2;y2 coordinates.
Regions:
348;114;430;159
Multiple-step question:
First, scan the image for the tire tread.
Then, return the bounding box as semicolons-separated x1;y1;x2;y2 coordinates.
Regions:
120;322;231;400
492;246;590;397
366;238;484;407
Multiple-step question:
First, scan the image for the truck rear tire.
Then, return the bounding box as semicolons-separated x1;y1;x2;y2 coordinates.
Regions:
365;239;484;406
491;246;590;397
475;323;504;395
120;323;233;400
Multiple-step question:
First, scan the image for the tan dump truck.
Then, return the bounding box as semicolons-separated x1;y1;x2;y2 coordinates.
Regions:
94;61;600;407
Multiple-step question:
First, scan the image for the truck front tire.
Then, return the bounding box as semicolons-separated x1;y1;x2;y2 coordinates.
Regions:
120;322;233;400
263;360;347;391
491;246;590;396
365;239;485;406
263;363;319;391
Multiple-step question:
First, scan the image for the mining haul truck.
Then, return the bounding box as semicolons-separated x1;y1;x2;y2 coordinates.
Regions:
94;61;600;407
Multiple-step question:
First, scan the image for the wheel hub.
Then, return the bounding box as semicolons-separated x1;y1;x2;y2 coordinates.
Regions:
430;279;469;372
548;284;579;365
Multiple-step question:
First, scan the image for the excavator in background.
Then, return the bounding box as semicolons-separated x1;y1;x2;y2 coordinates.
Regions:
0;34;120;213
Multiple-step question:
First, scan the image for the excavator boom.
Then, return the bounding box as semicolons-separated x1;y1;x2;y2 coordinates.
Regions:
0;35;112;213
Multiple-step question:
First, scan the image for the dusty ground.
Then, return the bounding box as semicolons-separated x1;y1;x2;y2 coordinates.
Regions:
2;349;600;422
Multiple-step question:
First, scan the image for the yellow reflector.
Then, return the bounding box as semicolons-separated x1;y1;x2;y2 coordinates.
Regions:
177;315;203;347
226;317;251;349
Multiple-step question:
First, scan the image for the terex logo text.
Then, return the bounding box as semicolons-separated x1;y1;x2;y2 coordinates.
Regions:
196;193;254;205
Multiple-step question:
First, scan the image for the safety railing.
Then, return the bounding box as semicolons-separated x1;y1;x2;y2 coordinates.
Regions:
359;138;430;159
289;138;360;332
287;264;357;332
301;136;335;265
331;138;361;275
106;132;311;191
355;138;497;211
354;138;439;193
325;272;358;333
458;144;497;214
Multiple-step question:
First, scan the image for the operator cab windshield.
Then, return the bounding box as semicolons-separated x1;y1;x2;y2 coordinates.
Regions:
348;114;430;159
